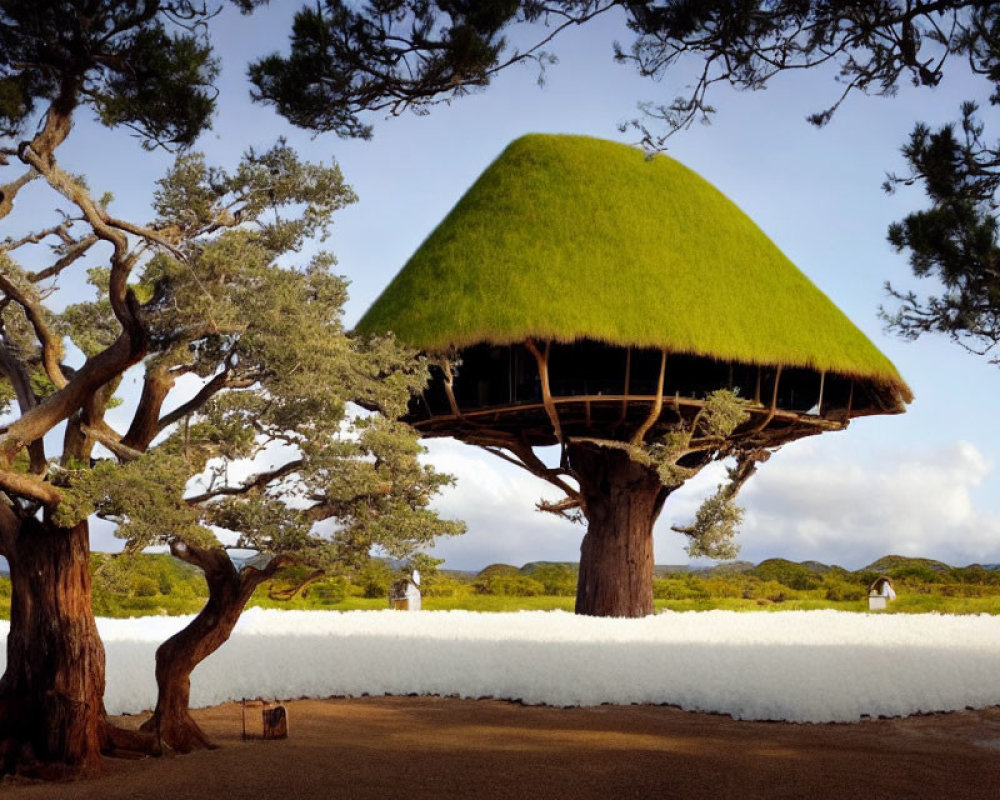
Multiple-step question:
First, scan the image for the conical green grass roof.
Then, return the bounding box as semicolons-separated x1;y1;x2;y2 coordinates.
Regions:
358;134;910;401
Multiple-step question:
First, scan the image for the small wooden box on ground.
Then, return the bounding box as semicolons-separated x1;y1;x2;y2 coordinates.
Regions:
241;699;288;740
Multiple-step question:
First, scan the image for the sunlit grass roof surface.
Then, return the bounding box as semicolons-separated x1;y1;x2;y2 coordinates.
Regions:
358;134;910;399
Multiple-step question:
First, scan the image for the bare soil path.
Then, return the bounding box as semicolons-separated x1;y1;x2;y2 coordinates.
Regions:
3;698;999;799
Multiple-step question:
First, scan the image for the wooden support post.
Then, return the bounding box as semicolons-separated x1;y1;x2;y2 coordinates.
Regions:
419;389;433;420
752;365;783;433
631;349;667;445
817;370;826;416
442;362;461;418
525;338;563;444
754;366;761;405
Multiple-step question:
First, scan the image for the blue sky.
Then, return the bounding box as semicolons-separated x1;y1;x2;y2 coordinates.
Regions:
21;4;1000;570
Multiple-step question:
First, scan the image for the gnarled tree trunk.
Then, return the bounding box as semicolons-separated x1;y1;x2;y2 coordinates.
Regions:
0;516;156;778
570;443;670;618
140;543;270;753
0;518;105;778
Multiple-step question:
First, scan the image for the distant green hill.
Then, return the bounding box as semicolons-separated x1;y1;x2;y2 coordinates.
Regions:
519;561;578;575
748;559;827;590
506;556;1000;581
800;560;839;575
864;555;952;579
652;562;757;576
476;563;521;579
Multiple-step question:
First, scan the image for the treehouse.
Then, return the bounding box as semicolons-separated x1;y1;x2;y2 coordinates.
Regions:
357;134;910;617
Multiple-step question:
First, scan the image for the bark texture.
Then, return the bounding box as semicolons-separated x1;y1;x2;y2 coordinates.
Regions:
0;519;105;778
141;544;269;753
570;443;670;617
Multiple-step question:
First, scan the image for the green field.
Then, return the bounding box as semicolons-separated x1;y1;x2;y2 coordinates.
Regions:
1;553;996;619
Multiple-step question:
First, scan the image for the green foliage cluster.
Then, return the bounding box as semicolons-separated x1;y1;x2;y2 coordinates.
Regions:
474;573;544;597
249;0;521;140
0;1;227;147
519;562;577;596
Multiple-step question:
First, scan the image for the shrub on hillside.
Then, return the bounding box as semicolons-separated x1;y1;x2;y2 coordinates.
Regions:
356;560;396;599
522;564;577;596
132;576;159;598
311;577;349;604
653;574;709;600
421;576;468;598
700;577;743;598
749;560;822;591
893;564;944;584
474;574;545;596
824;582;866;602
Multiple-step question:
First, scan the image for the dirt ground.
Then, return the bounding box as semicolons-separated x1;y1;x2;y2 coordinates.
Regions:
2;697;999;799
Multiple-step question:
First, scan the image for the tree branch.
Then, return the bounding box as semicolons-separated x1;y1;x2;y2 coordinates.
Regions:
106;215;187;261
536;495;583;519
0;168;38;221
17;144;142;342
266;568;325;601
169;537;227;573
31;235;99;283
155;369;232;435
0;222;73;253
0;271;69;389
0;327;146;468
474;434;584;516
0;341;47;473
0;468;60;506
185;459;304;505
80;422;145;463
122;368;176;451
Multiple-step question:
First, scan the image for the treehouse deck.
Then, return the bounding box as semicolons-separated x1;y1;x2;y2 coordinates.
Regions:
408;340;902;447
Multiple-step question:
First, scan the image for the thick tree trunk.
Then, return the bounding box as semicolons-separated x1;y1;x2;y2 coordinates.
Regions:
141;545;261;753
0;518;106;778
569;443;670;618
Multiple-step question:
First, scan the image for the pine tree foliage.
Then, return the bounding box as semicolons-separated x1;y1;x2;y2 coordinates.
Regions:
249;0;529;139
41;142;463;576
884;101;1000;361
0;1;264;150
672;446;767;561
249;2;990;142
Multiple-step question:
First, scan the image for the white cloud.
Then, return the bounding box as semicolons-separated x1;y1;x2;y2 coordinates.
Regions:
424;439;585;570
422;437;1000;571
733;439;1000;568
